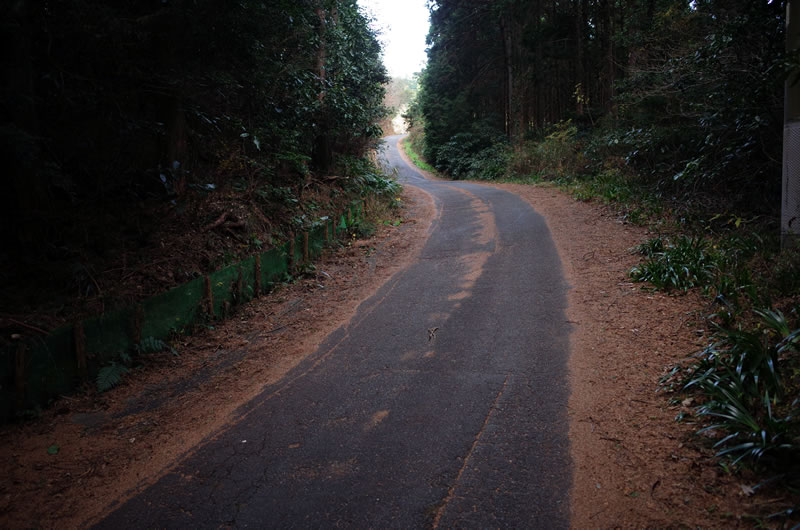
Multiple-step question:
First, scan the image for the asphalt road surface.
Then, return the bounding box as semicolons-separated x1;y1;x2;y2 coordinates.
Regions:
97;135;572;529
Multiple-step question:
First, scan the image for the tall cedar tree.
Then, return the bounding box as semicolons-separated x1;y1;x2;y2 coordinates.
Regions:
0;0;388;265
419;0;785;212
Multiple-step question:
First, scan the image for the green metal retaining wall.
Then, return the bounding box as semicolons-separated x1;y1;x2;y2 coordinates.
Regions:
0;201;365;422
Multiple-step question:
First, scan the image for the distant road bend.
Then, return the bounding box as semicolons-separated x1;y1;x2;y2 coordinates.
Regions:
98;134;573;528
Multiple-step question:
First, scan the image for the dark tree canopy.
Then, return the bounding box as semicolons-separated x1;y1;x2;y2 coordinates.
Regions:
0;0;389;316
415;0;786;212
1;0;387;233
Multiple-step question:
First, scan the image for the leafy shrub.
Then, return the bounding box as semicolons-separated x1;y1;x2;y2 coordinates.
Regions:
508;120;587;180
97;352;132;392
631;236;721;291
348;219;376;240
767;248;800;298
563;167;641;207
135;336;177;356
464;142;510;181
338;156;401;199
636;236;666;257
680;310;800;466
432;127;508;180
97;337;177;392
632;229;797;314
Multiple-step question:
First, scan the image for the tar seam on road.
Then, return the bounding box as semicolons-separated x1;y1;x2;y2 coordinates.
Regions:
225;263;412;424
95;256;419;521
431;373;511;528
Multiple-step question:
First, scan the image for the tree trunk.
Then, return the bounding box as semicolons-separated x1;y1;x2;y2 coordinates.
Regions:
165;95;188;196
313;3;334;174
500;15;515;139
151;4;188;197
574;0;585;116
534;0;544;128
601;0;616;114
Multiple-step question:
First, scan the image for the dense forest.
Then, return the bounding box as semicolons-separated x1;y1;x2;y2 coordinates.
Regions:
1;0;393;326
411;0;785;215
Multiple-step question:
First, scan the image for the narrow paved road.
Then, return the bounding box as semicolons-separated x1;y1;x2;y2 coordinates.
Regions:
97;135;572;528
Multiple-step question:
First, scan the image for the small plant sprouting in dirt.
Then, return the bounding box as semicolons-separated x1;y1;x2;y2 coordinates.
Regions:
639;230;800;479
630;236;720;291
96;352;132;393
348;219;377;240
294;262;317;279
135;336;177;356
98;337;178;392
635;236;666;258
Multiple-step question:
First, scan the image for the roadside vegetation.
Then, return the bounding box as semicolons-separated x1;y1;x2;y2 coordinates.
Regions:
401;134;437;174
407;0;800;506
1;1;397;340
1;1;405;417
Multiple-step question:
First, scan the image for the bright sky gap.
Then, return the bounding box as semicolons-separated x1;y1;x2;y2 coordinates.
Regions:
358;0;430;79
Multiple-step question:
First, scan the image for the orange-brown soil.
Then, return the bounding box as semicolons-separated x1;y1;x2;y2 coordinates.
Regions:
491;183;750;528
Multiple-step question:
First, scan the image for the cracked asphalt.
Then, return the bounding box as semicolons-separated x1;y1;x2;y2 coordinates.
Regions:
96;135;572;529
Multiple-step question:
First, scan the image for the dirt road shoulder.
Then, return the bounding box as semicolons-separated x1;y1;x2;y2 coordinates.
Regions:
0;185;435;528
492;182;749;528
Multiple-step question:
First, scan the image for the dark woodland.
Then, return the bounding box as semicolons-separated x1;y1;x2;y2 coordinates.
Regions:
1;0;391;325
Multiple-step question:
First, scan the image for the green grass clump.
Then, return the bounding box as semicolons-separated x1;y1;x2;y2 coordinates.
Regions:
631;236;721;291
679;309;800;467
507;120;586;180
401;137;437;173
633;232;800;474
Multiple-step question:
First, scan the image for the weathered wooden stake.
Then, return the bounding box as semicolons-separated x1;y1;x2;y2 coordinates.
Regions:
204;275;214;317
325;221;330;243
235;269;243;304
303;232;310;264
74;321;88;381
130;304;144;347
254;254;262;297
289;237;296;271
15;342;26;411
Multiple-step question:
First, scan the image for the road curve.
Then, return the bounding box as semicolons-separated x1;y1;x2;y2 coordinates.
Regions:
96;134;572;528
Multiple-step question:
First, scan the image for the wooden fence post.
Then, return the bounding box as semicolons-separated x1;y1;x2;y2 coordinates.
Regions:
254;254;262;297
204;275;214;318
74;321;87;382
14;342;26;411
235;268;243;304
129;305;144;347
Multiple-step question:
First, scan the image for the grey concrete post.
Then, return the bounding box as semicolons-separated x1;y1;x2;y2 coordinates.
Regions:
783;1;800;247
